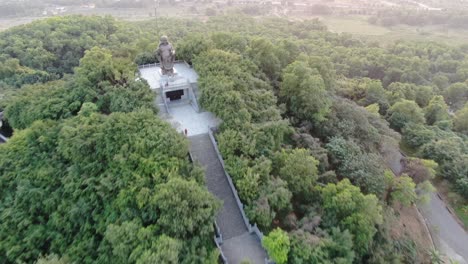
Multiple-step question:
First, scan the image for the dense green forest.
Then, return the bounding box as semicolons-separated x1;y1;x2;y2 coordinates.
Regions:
0;15;467;263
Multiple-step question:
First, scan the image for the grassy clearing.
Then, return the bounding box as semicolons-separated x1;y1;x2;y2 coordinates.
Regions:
318;16;391;36
454;206;468;228
307;15;468;46
399;141;418;157
366;24;468;46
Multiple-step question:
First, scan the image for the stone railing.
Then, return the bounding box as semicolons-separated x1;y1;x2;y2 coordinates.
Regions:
207;127;274;264
160;89;171;115
214;221;228;263
0;133;7;143
188;84;200;113
208;127;252;231
137;63;159;69
137;60;187;69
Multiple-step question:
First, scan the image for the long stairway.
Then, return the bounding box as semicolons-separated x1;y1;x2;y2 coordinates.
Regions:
189;134;267;264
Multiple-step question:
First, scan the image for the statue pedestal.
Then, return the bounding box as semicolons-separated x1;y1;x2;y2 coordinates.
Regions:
159;67;177;77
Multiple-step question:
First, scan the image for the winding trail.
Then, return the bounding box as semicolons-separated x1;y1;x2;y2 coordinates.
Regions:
388;150;468;263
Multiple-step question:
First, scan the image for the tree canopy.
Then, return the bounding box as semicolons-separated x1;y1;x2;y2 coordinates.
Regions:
1;13;467;264
0;110;219;263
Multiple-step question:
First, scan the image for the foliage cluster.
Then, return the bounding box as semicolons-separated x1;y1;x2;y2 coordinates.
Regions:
0;16;219;264
1;13;467;263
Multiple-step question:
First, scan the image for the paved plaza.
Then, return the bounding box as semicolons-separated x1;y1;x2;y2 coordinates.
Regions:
165;102;220;136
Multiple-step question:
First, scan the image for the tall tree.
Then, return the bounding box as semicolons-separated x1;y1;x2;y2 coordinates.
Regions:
424;95;451;127
262;228;290;264
280;60;331;123
273;149;319;197
453;103;468;135
321;179;383;257
387;100;425;131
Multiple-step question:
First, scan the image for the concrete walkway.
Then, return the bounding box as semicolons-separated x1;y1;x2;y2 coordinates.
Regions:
190;134;267;264
166;103;219;136
139;66;266;263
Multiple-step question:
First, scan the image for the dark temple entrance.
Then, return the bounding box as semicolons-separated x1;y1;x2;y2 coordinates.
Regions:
166;90;184;101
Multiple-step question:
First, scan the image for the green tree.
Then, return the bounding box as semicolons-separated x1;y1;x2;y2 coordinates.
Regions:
453;103;468;135
280;60;331;123
262;228;290;264
387;99;425;131
36;255;70;264
135;235;182;264
176;34;213;64
386;173;417;207
0;110;217;263
4;80;80;129
273;149;319;196
402;123;436;148
445;82;468;110
288;227;355;264
326;137;386;195
75;47;133;93
424;95;451;127
246;176;292;229
153;178;220;239
247;38;281;81
321;179;383;257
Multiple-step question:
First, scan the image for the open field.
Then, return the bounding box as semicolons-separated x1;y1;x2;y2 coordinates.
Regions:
0;6;203;31
319;16;392;35
2;10;468;46
314;15;468;46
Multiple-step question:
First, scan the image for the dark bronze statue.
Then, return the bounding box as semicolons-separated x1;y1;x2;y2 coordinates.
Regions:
156;35;175;76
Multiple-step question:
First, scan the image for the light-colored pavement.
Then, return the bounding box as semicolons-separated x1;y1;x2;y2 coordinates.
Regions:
190;134;267;263
165;103;220;136
386;150;468;263
221;232;268;264
420;194;468;264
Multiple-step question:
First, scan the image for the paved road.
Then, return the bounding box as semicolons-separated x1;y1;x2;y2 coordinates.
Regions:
386;150;468;263
420;193;468;264
190;134;267;264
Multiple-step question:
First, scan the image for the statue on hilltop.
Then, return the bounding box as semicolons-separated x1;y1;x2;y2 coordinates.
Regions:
156;35;175;76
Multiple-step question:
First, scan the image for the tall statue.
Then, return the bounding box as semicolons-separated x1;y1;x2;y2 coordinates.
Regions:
156;35;175;76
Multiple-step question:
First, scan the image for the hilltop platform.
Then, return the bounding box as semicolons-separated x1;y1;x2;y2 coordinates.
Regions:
138;63;219;136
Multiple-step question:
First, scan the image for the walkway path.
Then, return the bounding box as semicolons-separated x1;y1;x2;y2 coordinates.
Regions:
138;65;267;263
421;193;468;264
190;134;267;264
387;150;468;263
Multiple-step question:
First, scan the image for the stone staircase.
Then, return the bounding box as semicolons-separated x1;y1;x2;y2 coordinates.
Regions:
189;134;268;264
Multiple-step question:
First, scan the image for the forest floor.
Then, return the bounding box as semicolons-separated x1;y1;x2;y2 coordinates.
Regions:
392;204;432;263
382;145;433;262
